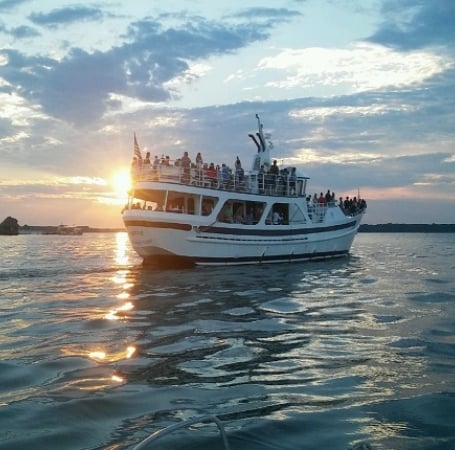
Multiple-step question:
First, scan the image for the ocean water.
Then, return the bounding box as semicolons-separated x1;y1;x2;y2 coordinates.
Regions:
0;232;454;450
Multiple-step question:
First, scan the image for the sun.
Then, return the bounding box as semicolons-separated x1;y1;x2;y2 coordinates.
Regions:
111;169;131;198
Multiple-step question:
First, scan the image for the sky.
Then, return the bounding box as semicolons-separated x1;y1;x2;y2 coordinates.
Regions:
0;0;454;227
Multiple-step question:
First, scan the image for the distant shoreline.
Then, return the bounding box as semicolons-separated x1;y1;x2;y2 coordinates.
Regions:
16;223;455;234
358;223;455;233
19;225;125;234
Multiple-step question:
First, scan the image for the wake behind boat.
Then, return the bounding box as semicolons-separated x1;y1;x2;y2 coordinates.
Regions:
122;115;366;266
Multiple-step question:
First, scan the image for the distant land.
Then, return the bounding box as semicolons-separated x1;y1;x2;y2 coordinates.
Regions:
14;223;455;234
358;223;455;233
19;225;125;234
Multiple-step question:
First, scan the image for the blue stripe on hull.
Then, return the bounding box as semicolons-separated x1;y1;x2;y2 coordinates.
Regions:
124;220;358;236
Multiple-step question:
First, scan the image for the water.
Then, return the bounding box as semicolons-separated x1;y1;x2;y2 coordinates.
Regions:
0;232;454;450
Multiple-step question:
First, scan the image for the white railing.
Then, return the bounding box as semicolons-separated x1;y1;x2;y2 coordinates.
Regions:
131;164;307;197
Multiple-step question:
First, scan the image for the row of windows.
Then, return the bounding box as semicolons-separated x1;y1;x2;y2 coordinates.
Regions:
128;190;309;225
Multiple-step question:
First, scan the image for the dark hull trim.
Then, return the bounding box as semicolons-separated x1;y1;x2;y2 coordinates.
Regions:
143;249;349;267
124;220;192;231
124;219;358;236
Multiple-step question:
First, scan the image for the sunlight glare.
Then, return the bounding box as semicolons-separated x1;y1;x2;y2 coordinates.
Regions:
111;169;131;198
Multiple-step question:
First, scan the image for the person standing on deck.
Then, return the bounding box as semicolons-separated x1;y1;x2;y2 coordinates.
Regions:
181;151;191;183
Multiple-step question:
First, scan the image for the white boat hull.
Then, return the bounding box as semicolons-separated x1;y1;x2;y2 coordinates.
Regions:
124;115;367;266
124;211;363;266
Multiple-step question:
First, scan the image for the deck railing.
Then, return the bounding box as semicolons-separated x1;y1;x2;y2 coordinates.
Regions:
131;164;308;198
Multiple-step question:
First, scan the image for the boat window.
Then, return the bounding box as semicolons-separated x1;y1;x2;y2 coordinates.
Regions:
246;201;265;224
288;203;306;224
165;191;200;214
132;189;166;207
218;200;265;224
187;197;195;215
266;202;289;225
218;201;234;223
201;196;218;216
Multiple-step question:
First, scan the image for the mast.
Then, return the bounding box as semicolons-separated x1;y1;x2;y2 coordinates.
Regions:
251;114;272;171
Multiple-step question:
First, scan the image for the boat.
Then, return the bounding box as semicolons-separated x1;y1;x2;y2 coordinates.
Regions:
122;114;366;266
52;225;83;235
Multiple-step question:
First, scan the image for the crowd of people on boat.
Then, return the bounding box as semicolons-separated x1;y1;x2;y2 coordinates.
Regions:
131;151;366;215
306;190;366;215
131;151;300;194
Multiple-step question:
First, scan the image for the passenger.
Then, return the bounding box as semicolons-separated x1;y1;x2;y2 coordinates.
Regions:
339;197;344;210
196;152;203;168
272;210;283;224
202;201;213;216
269;160;279;176
234;156;243;188
143;152;151;176
289;167;296;195
277;168;287;195
234;208;244;224
325;190;331;204
181;151;191;183
206;163;217;187
268;160;279;192
221;164;230;188
221;203;233;223
318;192;326;204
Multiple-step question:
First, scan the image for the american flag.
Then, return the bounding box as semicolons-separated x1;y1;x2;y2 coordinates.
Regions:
133;133;142;160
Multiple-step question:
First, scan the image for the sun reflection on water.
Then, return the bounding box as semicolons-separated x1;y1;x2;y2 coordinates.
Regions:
88;345;136;363
58;231;140;394
115;231;130;266
104;301;134;320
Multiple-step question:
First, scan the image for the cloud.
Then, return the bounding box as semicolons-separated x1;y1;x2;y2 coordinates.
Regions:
256;43;453;93
0;0;30;12
9;25;40;39
28;6;104;28
0;15;278;125
368;0;455;50
228;7;302;22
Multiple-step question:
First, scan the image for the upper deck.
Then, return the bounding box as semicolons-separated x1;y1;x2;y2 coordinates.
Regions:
131;162;309;198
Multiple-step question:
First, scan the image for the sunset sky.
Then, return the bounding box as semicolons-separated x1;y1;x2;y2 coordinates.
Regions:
1;0;454;227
